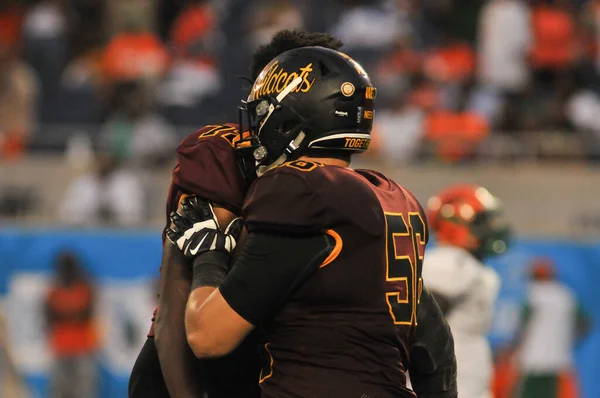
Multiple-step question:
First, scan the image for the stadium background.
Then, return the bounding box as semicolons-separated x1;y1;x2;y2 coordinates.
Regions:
1;0;599;397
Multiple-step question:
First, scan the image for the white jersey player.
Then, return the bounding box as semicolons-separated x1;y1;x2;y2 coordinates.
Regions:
423;185;510;398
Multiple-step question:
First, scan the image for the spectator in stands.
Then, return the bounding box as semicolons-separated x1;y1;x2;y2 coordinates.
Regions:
375;36;422;106
247;0;304;47
22;0;68;96
159;0;221;115
530;0;576;78
528;0;577;131
44;251;98;398
477;0;531;128
100;80;176;167
514;258;591;398
61;0;106;90
59;153;144;226
423;37;476;102
330;0;408;53
101;1;168;84
0;0;24;50
372;95;426;164
0;39;38;160
567;86;600;161
579;0;600;73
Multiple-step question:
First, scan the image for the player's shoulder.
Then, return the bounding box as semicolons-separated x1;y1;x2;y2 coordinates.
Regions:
178;123;241;150
355;168;425;215
252;160;379;204
243;161;382;234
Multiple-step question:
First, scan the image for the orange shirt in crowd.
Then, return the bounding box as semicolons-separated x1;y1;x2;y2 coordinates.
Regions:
101;32;169;82
377;48;422;77
530;5;576;69
46;283;98;356
0;6;23;48
425;111;489;162
171;4;214;51
424;43;476;82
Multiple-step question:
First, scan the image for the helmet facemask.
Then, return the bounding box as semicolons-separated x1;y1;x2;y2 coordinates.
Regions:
237;92;311;179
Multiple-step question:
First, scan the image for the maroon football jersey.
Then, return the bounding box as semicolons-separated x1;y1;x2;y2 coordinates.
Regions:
243;160;427;398
149;124;246;337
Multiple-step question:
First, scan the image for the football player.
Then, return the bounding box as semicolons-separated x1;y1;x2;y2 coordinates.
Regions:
167;47;457;398
128;31;345;398
423;184;510;398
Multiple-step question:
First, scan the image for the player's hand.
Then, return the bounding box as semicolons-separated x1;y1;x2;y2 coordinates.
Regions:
166;196;243;258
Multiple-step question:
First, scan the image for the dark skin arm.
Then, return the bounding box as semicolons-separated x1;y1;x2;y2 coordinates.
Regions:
154;241;206;398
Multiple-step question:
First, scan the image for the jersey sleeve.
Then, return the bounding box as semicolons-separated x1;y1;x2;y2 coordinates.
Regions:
162;125;247;238
422;247;480;300
172;125;246;212
243;163;332;234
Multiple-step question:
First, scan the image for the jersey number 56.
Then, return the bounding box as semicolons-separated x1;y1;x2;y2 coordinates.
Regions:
384;212;427;326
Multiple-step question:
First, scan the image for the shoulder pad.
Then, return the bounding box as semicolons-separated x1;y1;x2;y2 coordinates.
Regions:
243;161;327;233
243;161;382;235
173;124;246;213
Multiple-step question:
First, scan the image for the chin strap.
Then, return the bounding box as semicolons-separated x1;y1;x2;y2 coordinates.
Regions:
256;131;306;177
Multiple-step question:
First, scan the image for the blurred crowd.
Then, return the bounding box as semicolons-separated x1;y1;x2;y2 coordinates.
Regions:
3;0;600;165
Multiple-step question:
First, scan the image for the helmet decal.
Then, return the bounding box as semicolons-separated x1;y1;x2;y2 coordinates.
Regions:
341;82;355;97
248;60;317;101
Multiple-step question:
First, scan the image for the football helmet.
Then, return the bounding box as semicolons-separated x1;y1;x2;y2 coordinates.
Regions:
236;46;376;179
427;184;510;259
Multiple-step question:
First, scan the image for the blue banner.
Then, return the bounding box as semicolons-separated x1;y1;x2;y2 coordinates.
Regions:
0;229;598;398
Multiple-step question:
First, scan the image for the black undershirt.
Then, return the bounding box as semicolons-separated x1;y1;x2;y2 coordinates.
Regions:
219;231;334;326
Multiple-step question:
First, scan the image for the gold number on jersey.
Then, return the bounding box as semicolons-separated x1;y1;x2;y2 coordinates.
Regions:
198;125;240;147
384;212;426;325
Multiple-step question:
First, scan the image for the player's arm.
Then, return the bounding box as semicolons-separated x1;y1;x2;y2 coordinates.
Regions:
409;285;457;398
422;251;479;317
178;225;334;358
153;240;207;398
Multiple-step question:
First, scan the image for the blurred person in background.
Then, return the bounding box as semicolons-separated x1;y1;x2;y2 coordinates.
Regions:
513;258;591;398
100;79;176;168
44;251;98;398
371;94;427;164
22;0;68;96
330;0;407;54
59;153;144;227
60;0;106;90
0;0;24;50
159;0;222;120
247;0;304;48
476;0;531;130
423;184;510;398
101;0;168;84
527;0;577;130
0;38;38;161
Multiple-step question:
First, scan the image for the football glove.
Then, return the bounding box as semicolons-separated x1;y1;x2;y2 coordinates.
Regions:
166;196;243;258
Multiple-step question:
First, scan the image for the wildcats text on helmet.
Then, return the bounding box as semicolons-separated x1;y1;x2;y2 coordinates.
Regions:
249;60;316;101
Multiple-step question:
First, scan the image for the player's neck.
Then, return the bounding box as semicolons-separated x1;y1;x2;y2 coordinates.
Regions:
297;155;350;168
